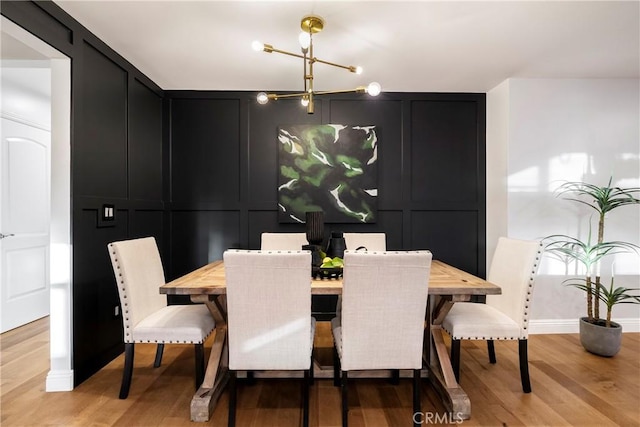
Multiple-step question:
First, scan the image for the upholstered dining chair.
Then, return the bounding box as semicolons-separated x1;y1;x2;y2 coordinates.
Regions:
332;250;432;427
260;232;308;250
343;232;386;252
335;233;387;341
224;249;315;427
442;237;543;393
107;237;215;399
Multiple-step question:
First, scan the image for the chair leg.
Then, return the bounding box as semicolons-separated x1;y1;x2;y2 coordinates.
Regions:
390;369;400;385
303;370;310;427
153;343;164;368
194;343;205;390
450;338;461;382
413;369;421;427
519;339;532;393
228;371;237;427
333;346;341;387
341;371;348;427
119;343;135;399
487;340;496;364
310;351;315;385
246;370;256;385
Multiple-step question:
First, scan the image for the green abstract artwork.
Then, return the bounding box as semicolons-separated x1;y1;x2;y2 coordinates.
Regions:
278;124;378;223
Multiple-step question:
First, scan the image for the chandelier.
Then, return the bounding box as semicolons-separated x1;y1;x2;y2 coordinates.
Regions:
252;15;381;114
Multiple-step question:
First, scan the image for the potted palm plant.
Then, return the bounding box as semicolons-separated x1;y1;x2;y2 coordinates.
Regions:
544;177;640;356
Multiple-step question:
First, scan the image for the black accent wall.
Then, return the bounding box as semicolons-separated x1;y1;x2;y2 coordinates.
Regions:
2;0;486;387
166;92;487;315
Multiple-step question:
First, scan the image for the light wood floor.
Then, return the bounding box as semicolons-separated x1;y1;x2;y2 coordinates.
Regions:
1;318;639;426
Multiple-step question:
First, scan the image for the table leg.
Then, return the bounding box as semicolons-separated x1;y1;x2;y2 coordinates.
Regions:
425;295;471;420
190;295;229;422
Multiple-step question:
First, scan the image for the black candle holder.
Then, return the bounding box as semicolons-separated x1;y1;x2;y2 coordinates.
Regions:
326;231;346;259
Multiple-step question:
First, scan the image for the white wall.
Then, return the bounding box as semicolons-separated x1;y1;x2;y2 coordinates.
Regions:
487;78;640;333
1;64;51;130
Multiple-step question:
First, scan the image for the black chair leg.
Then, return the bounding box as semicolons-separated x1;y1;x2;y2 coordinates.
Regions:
413;369;421;427
333;346;341;387
487;340;496;364
390;369;400;385
450;339;461;382
153;343;164;368
246;370;256;385
341;371;348;427
119;343;135;399
228;371;237;427
310;351;315;385
194;343;204;390
303;370;310;427
519;339;531;393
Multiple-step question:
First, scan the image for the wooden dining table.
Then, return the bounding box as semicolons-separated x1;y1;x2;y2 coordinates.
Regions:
160;259;501;422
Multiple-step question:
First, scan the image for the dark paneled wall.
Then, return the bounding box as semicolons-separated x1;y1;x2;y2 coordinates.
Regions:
2;1;165;385
3;0;485;386
166;92;486;315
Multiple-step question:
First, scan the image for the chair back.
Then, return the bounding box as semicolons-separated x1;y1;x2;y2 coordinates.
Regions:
108;237;167;342
486;237;543;335
260;232;308;250
343;232;386;251
339;250;432;371
224;250;312;370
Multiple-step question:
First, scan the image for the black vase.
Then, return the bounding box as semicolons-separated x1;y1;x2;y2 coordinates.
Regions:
326;231;346;259
302;244;323;268
305;211;324;246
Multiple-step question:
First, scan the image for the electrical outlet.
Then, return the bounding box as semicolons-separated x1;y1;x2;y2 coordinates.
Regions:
114;306;120;316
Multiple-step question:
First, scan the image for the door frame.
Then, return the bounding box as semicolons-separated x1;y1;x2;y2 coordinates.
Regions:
1;16;73;391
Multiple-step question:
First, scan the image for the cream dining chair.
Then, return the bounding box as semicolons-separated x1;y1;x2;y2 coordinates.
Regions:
334;233;387;357
107;237;215;399
260;232;308;250
442;237;543;393
224;249;315;427
332;250;432;427
343;232;386;252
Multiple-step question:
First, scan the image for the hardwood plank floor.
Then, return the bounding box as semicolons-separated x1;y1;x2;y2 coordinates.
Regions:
1;318;639;426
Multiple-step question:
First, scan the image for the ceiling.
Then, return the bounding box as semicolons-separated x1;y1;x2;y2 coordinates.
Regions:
52;0;639;93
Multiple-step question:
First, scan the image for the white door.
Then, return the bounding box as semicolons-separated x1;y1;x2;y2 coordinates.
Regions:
0;117;51;333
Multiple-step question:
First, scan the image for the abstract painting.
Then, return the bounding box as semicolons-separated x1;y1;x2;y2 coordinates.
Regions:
278;124;378;223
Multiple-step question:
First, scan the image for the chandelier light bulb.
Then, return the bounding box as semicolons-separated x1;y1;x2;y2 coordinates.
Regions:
355;66;363;75
298;32;311;50
301;97;309;107
252;40;264;52
366;82;382;97
256;92;269;105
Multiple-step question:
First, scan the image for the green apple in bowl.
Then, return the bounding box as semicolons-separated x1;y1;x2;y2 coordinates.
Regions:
321;256;343;269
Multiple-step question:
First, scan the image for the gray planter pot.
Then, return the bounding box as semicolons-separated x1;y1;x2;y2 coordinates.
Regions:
579;316;622;357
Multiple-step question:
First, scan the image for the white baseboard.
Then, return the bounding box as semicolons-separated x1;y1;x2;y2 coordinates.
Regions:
529;318;640;334
45;369;74;392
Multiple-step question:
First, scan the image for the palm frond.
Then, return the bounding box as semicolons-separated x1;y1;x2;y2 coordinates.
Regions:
556;177;640;215
564;278;640;310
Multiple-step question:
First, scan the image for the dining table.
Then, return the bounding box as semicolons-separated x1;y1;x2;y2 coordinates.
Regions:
160;259;501;422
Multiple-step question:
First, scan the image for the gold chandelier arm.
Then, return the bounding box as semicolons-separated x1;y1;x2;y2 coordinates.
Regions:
267;87;367;100
263;44;306;60
313;87;367;96
312;57;359;73
266;92;310;100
